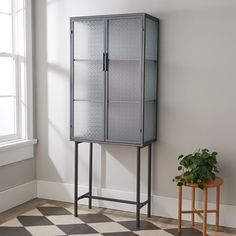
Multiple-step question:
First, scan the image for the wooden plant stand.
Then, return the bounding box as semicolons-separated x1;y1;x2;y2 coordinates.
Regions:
178;177;224;236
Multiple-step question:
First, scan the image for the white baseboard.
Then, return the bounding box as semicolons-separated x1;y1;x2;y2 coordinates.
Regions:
2;180;235;228
37;180;236;228
0;180;37;213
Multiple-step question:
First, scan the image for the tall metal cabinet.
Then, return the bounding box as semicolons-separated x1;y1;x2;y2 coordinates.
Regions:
70;13;159;227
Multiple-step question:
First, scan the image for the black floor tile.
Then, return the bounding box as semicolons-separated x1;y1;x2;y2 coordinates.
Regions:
165;228;207;236
17;216;53;226
37;207;71;216
0;227;32;236
78;214;113;223
119;220;160;231
58;223;98;234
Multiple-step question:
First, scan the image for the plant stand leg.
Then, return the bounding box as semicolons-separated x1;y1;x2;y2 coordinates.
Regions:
178;186;182;234
74;142;78;217
192;187;195;226
203;188;208;236
216;186;220;231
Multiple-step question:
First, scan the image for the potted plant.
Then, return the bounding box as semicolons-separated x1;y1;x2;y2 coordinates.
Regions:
173;149;219;189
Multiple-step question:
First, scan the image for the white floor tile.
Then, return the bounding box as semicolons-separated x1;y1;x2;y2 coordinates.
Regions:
46;215;83;225
21;209;43;216
89;222;129;233
135;229;174;236
26;225;66;236
0;218;22;227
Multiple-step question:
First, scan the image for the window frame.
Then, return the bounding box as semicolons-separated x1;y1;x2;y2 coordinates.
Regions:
0;0;34;144
0;3;19;142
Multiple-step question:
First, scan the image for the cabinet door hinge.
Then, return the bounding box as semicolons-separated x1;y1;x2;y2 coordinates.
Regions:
71;30;73;34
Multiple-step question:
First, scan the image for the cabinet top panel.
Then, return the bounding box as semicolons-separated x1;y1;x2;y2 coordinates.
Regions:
70;13;159;22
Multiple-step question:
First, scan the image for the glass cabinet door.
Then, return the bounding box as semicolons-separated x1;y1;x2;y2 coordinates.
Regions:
107;17;143;143
144;18;158;142
73;20;105;141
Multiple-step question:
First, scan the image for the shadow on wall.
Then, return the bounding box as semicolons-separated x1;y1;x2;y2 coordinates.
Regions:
100;145;150;193
35;0;74;197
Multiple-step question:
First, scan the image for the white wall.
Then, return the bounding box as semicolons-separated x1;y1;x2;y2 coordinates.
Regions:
34;0;236;223
0;159;35;192
0;157;36;213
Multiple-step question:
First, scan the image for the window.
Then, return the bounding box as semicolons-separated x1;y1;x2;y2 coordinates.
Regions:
0;0;33;144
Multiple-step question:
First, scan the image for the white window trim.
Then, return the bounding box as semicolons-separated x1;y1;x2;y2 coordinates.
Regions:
25;0;33;140
0;0;37;166
0;139;37;166
0;139;37;152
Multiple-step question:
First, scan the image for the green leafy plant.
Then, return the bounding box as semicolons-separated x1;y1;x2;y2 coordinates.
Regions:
173;149;219;189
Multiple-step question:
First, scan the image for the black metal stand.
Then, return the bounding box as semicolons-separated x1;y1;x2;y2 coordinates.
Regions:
89;143;93;209
74;142;152;227
74;142;78;217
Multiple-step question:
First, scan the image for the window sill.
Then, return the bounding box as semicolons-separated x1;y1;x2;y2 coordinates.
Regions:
0;139;37;167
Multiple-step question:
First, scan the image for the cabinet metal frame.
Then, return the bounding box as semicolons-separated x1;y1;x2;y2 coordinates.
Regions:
74;141;153;227
70;13;159;147
71;13;159;228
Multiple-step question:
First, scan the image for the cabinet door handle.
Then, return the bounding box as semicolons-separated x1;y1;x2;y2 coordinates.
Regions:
103;53;106;71
105;53;109;71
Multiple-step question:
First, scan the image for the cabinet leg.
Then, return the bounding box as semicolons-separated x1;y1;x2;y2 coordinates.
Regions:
136;147;141;227
216;186;220;231
74;142;78;217
147;144;152;218
203;188;208;236
192;187;195;226
178;186;182;234
89;143;93;209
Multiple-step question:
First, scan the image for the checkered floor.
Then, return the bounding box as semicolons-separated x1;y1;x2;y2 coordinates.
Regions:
0;204;207;236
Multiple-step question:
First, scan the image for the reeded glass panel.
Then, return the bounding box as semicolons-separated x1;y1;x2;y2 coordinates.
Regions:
74;101;104;140
74;20;104;60
73;20;105;141
144;101;156;142
144;18;158;142
108;102;141;143
0;97;16;136
74;61;104;101
108;60;140;101
145;18;157;60
145;60;157;101
108;17;142;60
107;17;142;143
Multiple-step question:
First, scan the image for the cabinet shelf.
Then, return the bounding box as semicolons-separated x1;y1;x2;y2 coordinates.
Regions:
108;100;141;104
74;59;101;62
109;59;140;62
74;59;144;62
74;100;142;104
73;99;103;103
